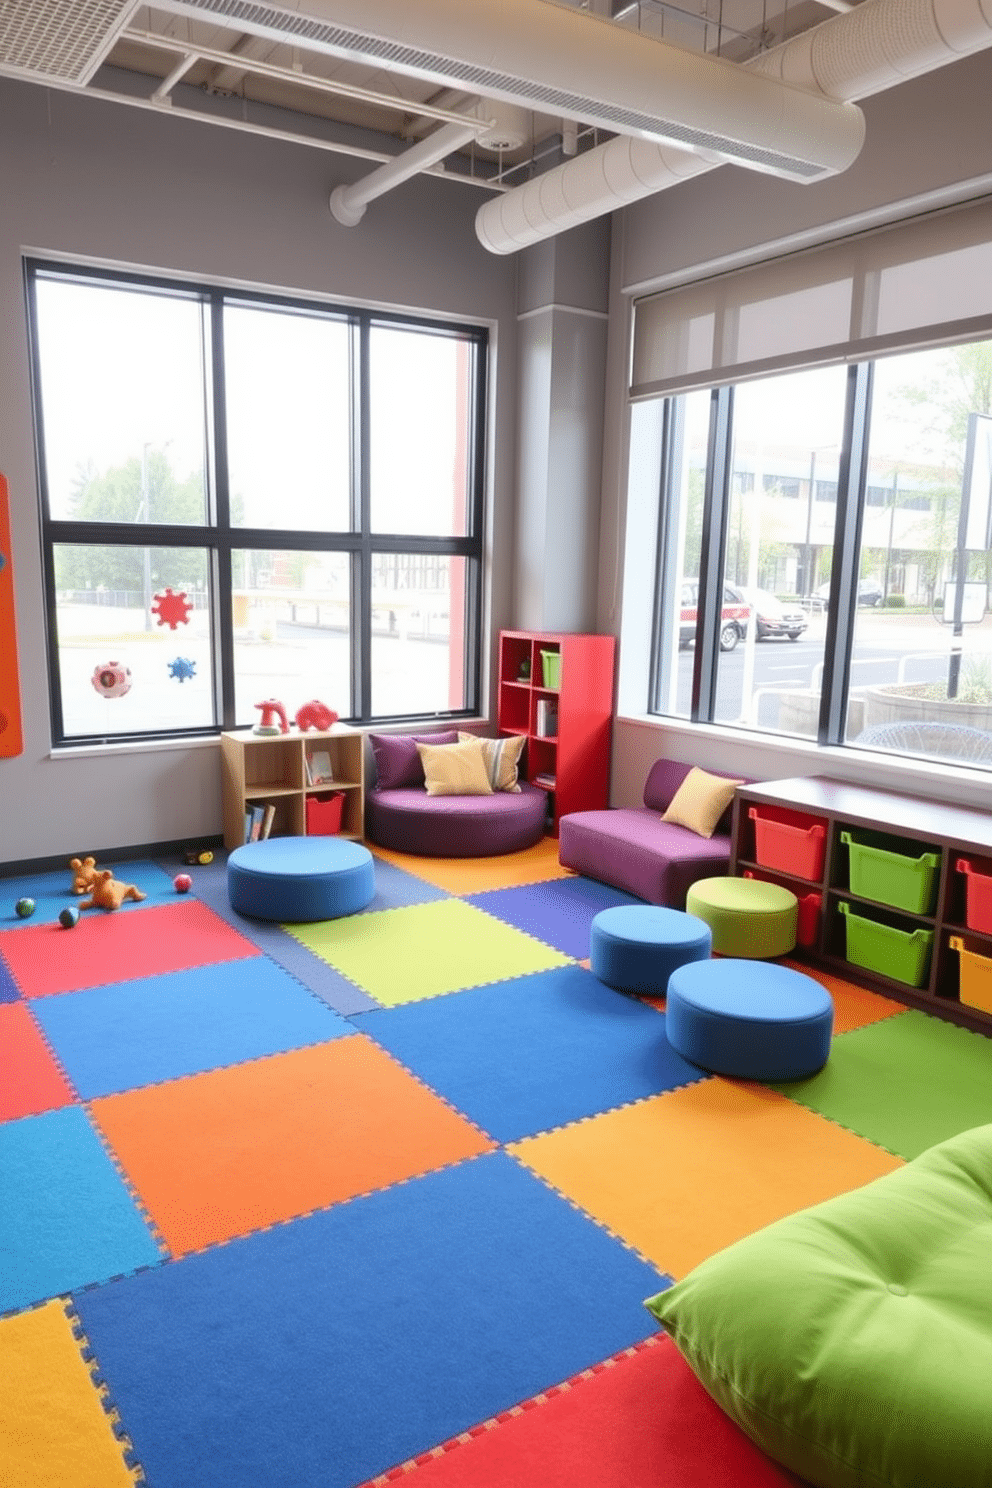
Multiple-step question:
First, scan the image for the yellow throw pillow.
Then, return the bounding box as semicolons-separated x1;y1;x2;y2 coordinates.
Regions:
661;766;743;838
458;732;525;793
416;738;494;797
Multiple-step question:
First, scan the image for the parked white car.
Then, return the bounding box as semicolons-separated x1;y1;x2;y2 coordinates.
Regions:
738;587;807;641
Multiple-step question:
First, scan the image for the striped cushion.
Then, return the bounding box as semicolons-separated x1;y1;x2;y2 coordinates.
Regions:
459;732;525;793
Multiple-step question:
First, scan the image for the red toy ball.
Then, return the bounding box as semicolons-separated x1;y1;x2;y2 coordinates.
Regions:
173;873;193;894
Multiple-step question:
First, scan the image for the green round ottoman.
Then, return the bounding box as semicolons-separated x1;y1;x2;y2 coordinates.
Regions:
685;877;798;959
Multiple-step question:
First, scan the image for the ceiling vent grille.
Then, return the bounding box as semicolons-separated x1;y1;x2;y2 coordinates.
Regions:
161;0;832;177
0;0;135;83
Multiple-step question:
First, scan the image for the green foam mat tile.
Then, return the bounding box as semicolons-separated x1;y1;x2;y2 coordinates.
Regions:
772;1009;992;1159
286;898;572;1006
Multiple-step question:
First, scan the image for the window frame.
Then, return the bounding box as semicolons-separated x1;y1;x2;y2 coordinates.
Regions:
25;258;488;748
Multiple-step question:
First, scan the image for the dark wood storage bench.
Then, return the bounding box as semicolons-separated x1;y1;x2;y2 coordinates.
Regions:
730;776;992;1034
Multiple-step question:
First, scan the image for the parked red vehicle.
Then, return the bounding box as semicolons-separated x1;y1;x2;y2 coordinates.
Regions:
679;581;751;652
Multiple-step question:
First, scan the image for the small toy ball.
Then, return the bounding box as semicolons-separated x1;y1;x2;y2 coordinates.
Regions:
197;850;214;865
174;873;193;894
59;906;80;929
15;897;35;918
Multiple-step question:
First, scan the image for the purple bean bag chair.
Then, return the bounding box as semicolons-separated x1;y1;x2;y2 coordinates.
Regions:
365;731;548;858
558;759;744;907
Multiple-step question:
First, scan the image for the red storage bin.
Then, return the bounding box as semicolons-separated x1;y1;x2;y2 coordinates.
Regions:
796;891;822;949
306;791;345;835
957;858;992;934
749;806;827;881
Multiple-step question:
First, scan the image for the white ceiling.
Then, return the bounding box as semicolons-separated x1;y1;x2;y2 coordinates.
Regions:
0;0;864;193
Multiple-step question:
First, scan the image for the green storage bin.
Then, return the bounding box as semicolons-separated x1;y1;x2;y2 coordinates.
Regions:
539;649;561;688
838;901;933;988
839;831;940;915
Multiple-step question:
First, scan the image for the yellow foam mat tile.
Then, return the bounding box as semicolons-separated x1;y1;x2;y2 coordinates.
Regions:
289;898;572;1004
0;1300;139;1486
510;1077;903;1280
371;838;572;894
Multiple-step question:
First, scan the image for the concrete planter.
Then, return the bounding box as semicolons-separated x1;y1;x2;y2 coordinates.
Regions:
863;683;992;734
777;689;865;739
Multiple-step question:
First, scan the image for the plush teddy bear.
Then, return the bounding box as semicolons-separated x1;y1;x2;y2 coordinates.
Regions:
69;856;100;894
78;870;147;911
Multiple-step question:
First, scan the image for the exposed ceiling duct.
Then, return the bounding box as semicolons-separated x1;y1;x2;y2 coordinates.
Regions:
476;0;992;253
151;0;866;183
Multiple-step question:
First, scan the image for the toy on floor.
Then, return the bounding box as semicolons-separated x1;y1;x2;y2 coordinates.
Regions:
183;848;214;865
174;873;192;894
254;698;289;734
69;856;100;894
294;699;338;731
59;906;80;928
15;897;35;918
78;871;147;911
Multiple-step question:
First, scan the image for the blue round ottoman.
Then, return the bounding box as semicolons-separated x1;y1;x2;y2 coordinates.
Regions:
666;959;833;1081
590;905;712;997
227;836;375;922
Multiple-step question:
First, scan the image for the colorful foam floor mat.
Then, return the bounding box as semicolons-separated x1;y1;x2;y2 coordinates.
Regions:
3;841;992;1488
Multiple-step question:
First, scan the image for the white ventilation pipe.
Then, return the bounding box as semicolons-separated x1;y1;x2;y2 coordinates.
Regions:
330;115;484;225
476;0;992;254
155;0;864;183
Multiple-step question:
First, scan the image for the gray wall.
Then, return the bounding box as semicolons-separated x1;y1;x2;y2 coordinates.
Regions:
0;77;518;864
600;46;992;813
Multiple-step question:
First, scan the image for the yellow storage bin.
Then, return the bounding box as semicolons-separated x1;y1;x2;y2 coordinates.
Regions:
951;937;992;1015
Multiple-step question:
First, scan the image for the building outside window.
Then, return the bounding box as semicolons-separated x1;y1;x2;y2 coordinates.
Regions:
649;339;992;770
27;262;487;747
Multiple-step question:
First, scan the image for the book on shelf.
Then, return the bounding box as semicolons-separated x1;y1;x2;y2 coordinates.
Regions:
246;803;266;842
535;699;559;738
260;803;276;840
306;748;334;785
533;772;557;791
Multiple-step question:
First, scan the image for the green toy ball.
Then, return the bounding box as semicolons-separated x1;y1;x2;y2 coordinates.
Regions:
15;897;35;919
59;906;80;929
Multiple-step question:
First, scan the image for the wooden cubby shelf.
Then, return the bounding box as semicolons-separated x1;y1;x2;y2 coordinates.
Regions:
220;725;364;851
496;629;615;837
731;776;992;1032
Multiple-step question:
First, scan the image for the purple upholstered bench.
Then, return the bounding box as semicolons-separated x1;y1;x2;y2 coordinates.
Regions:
364;730;548;858
558;759;745;907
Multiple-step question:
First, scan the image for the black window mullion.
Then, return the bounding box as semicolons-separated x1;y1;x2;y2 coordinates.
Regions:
818;361;873;744
692;385;734;721
648;397;685;714
354;318;371;718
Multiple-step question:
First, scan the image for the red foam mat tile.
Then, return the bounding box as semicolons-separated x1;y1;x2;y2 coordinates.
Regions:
363;1335;806;1488
0;900;261;998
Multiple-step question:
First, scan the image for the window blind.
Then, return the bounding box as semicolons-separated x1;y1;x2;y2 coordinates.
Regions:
630;194;992;400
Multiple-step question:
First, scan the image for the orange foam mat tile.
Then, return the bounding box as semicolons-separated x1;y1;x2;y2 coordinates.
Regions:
0;1300;139;1487
90;1035;496;1257
371;838;572;894
0;1002;76;1122
781;960;905;1034
510;1077;902;1280
362;1335;804;1488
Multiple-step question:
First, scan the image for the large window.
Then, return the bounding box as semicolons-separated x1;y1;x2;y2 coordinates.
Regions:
650;338;992;771
27;262;487;746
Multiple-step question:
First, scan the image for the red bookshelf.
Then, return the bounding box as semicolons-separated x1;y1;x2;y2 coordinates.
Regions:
497;630;615;836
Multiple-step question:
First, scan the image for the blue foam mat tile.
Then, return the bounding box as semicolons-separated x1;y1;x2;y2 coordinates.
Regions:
29;956;355;1098
186;867;378;1014
0;951;20;1002
0;1106;163;1314
0;860;180;929
354;964;702;1142
467;876;644;959
72;1152;665;1488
